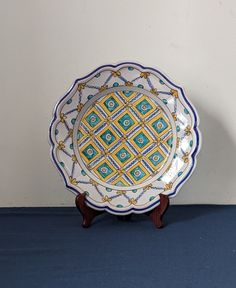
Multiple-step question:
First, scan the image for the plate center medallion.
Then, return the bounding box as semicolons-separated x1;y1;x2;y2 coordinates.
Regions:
74;86;176;190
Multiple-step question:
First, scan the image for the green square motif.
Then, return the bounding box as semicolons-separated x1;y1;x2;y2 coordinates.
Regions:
130;166;146;181
151;118;168;134
85;111;101;128
115;147;131;163
133;132;150;149
122;90;134;97
115;180;125;187
100;129;116;146
96;162;113;179
166;136;173;148
148;151;164;167
77;130;84;141
82;144;98;161
135;99;153;115
104;96;119;112
118;113;134;131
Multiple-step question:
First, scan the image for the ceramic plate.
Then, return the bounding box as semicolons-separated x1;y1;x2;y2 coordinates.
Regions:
49;62;201;215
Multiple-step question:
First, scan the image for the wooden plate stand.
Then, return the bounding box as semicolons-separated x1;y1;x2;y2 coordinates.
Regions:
75;193;169;229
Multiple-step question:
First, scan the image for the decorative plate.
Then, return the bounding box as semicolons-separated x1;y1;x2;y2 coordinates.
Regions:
49;62;201;215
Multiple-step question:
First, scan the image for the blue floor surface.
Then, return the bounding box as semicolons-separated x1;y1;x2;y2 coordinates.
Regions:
0;205;235;288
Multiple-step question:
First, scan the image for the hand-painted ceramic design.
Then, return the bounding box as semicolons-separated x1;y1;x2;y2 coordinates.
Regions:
49;62;201;215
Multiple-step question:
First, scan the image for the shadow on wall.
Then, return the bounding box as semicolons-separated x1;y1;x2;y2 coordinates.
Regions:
172;100;236;205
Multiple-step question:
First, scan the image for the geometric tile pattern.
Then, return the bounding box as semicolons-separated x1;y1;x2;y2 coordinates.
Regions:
78;91;173;187
50;62;200;215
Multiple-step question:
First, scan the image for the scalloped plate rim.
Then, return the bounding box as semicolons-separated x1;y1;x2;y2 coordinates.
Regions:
49;61;201;215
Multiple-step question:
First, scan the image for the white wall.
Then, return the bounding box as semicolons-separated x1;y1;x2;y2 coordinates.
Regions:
0;0;235;207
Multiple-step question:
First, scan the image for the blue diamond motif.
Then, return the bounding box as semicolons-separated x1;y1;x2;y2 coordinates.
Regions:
100;129;116;146
136;99;153;115
96;162;113;179
85;111;101;128
166;136;173;148
151;117;168;134
148;151;164;167
104;96;119;112
118;113;134;131
133;132;150;149
115;147;131;163
130;166;146;181
115;180;125;187
82;144;98;161
123;90;134;97
77;130;83;140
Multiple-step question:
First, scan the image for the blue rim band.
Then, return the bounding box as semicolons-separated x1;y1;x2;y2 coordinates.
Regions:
49;62;200;214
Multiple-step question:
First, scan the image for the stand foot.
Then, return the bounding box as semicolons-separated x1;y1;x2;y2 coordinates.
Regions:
75;193;104;228
146;194;169;228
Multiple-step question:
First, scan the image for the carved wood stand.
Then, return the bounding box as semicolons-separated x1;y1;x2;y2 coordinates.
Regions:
75;193;169;229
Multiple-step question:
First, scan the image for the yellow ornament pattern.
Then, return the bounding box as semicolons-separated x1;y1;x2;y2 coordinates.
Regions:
77;90;173;187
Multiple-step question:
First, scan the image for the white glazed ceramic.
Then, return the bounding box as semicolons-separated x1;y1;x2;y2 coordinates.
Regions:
49;62;201;215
